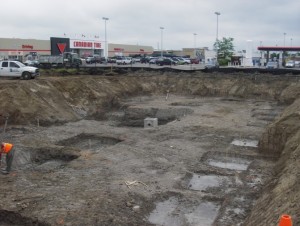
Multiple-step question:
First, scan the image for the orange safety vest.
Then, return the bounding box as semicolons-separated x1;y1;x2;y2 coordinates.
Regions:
1;143;13;154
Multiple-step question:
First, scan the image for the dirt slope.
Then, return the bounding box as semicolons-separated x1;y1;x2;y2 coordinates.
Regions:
0;72;298;125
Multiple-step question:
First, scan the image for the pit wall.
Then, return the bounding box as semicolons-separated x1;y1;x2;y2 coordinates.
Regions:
3;73;300;125
244;98;300;226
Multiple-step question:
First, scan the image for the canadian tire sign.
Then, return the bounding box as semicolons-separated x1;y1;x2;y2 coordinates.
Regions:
50;37;70;55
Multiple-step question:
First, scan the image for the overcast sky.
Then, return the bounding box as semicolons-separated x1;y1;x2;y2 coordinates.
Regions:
1;0;299;51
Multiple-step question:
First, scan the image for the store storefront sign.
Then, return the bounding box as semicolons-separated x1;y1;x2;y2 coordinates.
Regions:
22;45;33;50
70;40;102;49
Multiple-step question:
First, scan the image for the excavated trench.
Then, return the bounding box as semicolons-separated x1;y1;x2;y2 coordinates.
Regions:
0;73;299;225
0;209;50;226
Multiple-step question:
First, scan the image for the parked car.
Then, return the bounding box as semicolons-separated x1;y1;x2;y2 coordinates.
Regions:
132;58;141;63
116;57;132;65
181;58;191;64
140;57;149;64
86;56;95;64
24;60;40;67
156;58;176;66
149;58;158;64
107;57;116;63
285;60;295;68
190;58;200;64
93;55;102;63
177;57;190;64
174;58;186;65
204;61;219;69
266;61;279;69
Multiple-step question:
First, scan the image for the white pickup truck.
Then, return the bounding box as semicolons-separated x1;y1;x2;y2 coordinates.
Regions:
0;60;39;79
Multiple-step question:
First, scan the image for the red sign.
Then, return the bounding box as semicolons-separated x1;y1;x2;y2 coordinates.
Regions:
57;43;66;53
22;45;33;49
69;40;102;49
74;41;93;48
94;42;101;48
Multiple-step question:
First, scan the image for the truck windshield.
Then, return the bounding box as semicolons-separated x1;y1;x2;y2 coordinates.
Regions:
16;62;26;67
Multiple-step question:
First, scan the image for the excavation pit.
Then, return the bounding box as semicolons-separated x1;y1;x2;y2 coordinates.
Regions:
56;133;123;150
1;70;297;226
0;209;50;226
118;106;194;127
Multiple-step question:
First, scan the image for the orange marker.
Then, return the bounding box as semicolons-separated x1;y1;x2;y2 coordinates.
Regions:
279;215;292;226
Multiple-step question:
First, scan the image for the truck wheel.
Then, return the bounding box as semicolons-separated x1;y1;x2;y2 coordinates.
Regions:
22;72;31;80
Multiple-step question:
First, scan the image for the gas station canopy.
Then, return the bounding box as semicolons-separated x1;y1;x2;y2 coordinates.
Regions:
257;46;300;51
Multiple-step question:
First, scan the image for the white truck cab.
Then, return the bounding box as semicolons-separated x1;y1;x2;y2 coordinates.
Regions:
0;60;39;79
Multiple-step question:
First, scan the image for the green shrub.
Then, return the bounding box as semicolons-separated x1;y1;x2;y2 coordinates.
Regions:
218;58;230;66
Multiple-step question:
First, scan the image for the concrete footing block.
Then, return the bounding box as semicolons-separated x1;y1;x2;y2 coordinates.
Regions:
144;118;158;128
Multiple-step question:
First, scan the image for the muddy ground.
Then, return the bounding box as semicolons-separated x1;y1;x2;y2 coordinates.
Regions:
0;71;299;226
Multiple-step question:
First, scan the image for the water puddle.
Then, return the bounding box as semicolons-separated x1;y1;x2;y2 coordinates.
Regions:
148;197;182;226
188;174;230;191
207;157;251;171
185;202;220;226
148;197;220;226
231;139;258;147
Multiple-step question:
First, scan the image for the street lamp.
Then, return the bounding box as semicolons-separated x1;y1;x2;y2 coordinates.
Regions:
193;33;197;58
160;27;164;57
214;12;221;41
283;32;286;47
102;17;109;60
291;38;293;46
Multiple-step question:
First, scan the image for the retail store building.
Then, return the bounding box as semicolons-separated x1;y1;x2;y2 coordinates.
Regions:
0;38;50;61
0;37;154;61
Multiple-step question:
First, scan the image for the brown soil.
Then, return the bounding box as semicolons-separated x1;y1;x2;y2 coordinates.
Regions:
0;71;299;226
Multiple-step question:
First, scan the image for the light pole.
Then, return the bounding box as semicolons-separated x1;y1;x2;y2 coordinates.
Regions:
102;17;109;60
160;27;164;57
283;32;286;47
290;38;293;46
214;12;221;41
193;33;197;58
214;12;220;63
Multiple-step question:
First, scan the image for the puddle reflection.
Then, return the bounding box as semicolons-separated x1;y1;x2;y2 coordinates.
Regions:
188;174;230;191
207;155;251;171
148;197;220;226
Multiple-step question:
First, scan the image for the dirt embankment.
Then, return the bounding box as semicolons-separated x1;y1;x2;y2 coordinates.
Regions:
0;72;299;126
0;71;300;225
244;99;300;225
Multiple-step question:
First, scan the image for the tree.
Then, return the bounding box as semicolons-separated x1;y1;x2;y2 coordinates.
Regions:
213;37;235;60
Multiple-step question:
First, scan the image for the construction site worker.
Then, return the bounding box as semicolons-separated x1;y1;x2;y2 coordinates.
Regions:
0;142;14;174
